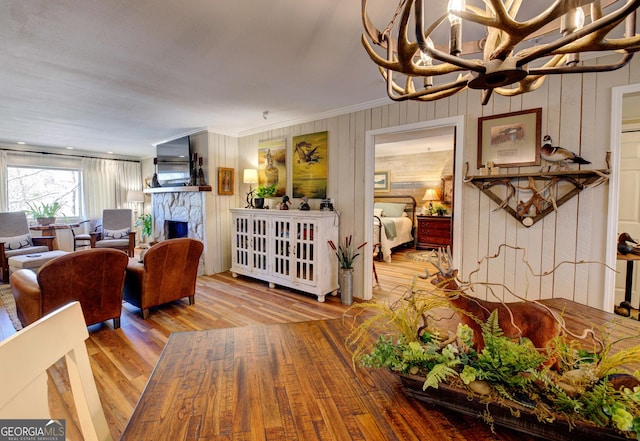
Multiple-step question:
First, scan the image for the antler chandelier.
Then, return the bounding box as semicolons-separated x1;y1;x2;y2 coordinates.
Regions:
362;0;640;104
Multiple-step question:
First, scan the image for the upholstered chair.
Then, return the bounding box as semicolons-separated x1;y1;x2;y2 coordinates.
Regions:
0;211;56;283
89;209;136;257
10;248;129;328
124;238;204;319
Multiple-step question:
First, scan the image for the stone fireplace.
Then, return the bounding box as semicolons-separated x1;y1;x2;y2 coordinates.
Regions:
150;189;208;275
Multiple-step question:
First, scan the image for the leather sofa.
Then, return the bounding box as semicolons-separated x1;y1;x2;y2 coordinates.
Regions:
10;248;129;328
124;238;203;319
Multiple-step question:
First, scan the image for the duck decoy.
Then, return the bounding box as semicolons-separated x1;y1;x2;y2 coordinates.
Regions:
618;232;638;255
540;135;590;170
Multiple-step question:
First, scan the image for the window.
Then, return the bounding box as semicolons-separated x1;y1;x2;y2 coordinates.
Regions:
8;166;81;218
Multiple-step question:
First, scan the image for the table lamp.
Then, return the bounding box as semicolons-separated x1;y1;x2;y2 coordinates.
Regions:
127;190;144;214
422;188;439;215
243;169;258;208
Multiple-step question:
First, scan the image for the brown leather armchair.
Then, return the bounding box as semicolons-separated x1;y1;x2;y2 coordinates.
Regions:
10;248;129;328
124;238;203;319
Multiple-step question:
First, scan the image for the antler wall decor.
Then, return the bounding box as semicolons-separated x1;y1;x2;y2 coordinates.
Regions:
465;167;610;226
362;0;640;104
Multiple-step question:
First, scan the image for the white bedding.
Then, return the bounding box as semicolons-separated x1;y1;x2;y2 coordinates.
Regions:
374;216;413;262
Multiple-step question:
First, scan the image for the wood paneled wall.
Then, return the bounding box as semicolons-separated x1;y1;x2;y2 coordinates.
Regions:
230;55;640;310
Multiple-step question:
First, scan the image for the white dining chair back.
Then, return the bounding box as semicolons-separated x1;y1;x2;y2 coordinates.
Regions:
0;302;112;441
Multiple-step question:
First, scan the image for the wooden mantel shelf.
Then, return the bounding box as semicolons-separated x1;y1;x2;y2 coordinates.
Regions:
143;185;212;194
464;168;610;227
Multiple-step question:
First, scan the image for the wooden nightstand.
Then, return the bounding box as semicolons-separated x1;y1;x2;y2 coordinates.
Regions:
416;216;452;250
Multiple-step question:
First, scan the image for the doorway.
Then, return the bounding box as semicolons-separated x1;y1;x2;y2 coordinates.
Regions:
363;116;465;300
607;85;640;312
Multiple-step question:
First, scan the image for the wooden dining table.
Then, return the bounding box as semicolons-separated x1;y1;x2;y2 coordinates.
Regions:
120;298;640;441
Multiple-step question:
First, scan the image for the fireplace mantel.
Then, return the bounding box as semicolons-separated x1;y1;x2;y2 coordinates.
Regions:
144;185;212;194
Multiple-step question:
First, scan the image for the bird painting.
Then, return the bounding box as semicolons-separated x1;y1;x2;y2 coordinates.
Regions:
294;141;321;164
540;135;591;171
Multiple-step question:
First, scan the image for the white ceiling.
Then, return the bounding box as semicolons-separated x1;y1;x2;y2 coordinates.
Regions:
3;1;635;159
1;0;391;158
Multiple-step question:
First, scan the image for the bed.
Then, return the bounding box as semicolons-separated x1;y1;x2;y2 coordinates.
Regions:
373;195;416;262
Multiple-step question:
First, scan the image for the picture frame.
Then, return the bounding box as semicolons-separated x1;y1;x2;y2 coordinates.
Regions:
441;175;453;203
477;108;542;168
374;171;390;192
217;167;234;195
258;138;287;197
292;131;328;199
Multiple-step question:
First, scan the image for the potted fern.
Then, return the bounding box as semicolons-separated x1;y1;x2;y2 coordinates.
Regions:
27;201;64;225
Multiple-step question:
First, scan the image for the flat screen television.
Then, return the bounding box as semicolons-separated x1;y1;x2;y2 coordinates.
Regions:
156;136;191;186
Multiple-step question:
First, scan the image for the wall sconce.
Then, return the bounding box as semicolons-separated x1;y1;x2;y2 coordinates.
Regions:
243;168;259;208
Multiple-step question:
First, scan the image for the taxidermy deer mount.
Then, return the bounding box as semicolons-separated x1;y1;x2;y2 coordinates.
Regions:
422;247;561;355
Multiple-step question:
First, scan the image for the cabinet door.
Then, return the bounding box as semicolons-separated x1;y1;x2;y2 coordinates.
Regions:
271;218;292;281
292;219;317;287
232;214;251;270
251;216;269;275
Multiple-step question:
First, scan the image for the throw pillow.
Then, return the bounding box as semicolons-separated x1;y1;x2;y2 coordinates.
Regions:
373;208;384;218
374;202;406;218
103;228;130;240
0;234;33;250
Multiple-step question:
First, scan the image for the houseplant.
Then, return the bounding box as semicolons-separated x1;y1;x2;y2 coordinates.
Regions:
254;184;277;209
328;235;367;305
135;213;153;242
26;201;64;225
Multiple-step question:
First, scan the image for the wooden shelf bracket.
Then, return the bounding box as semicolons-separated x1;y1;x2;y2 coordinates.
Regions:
464;165;610;227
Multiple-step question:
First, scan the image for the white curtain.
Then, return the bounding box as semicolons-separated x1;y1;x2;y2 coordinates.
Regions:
115;160;144;209
82;158;142;219
0;151;6;211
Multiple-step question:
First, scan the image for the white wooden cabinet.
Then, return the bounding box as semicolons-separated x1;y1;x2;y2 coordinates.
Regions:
230;209;339;302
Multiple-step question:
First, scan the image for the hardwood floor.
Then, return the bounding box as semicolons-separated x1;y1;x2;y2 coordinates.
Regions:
0;248;431;440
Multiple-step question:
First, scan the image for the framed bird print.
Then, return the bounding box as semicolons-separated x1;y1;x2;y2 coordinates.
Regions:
292;131;328;199
477;108;542;169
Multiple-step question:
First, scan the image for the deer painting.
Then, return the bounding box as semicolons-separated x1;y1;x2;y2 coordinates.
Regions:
424;248;561;357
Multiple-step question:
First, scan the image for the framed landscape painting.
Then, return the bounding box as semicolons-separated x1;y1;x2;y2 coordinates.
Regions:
292;131;328;199
258;138;286;196
374;171;389;192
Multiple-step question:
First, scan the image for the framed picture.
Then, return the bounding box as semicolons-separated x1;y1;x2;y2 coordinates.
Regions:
374;171;390;192
292;131;328;199
258;138;286;197
441;175;453;203
477;108;542;168
218;167;234;195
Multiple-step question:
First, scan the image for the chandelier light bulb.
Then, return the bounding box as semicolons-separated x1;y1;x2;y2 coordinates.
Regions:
447;0;464;25
419;37;435;65
447;0;465;55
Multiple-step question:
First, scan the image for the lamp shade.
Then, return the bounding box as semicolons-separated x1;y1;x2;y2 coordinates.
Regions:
243;169;258;184
127;190;144;203
422;189;438;202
